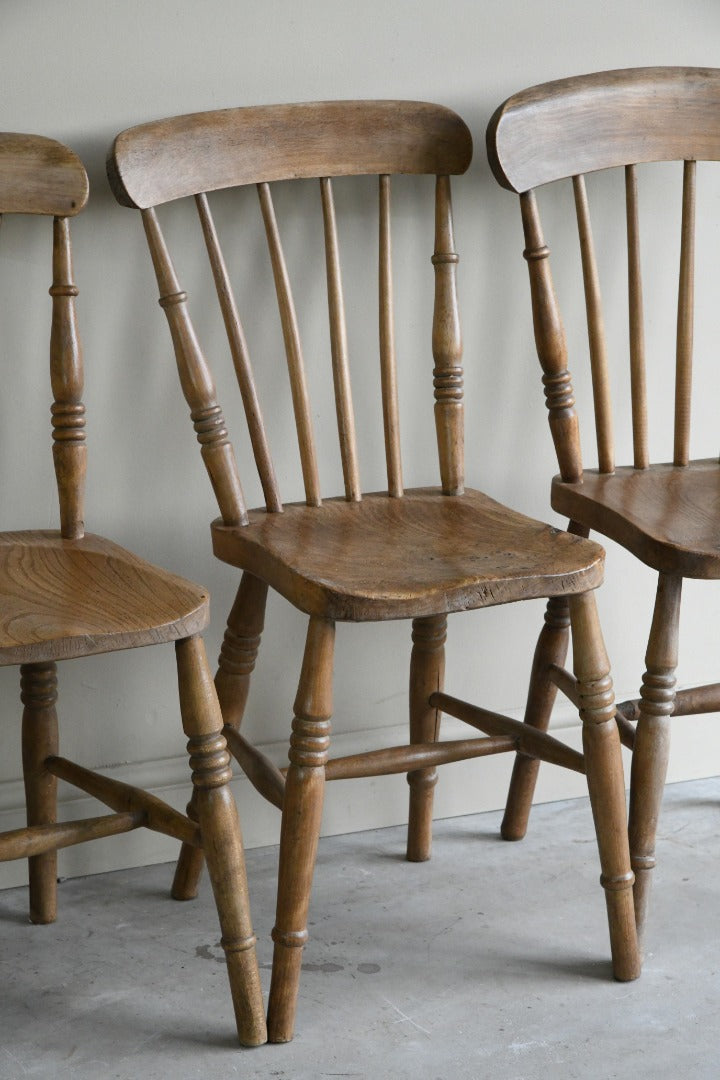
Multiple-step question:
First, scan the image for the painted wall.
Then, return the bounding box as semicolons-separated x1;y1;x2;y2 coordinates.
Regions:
2;0;720;887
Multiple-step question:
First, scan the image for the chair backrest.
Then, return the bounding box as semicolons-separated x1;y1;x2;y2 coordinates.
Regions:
107;101;472;524
486;66;720;480
0;134;89;538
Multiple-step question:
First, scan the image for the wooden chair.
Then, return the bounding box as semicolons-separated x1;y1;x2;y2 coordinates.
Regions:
107;100;639;1042
0;134;266;1047
487;65;720;954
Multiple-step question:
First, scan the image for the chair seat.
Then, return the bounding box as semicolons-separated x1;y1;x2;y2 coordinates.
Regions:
552;459;720;579
0;530;208;664
211;486;605;621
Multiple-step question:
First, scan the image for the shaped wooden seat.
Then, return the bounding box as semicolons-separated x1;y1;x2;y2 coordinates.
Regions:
0;135;265;1047
212;488;605;620
487;65;720;955
109;99;639;1042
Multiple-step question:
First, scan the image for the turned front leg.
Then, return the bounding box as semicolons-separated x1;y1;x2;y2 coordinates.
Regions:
267;616;335;1043
21;662;59;925
407;614;446;862
175;635;266;1047
570;592;640;982
173;572;268;901
628;573;682;952
502;597;570;840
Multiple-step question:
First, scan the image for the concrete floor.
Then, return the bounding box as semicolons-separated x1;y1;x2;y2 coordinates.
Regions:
2;778;720;1080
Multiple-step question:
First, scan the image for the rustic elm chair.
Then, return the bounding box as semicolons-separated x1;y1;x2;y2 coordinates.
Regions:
486;66;720;954
0;134;266;1047
107;100;640;1042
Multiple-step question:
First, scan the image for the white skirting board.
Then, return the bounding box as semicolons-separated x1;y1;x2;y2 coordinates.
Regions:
2;699;720;891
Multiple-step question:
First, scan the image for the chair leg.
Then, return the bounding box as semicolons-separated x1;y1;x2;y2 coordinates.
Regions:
628;572;682;953
175;634;267;1048
21;662;59;925
267;616;335;1044
501;596;570;841
173;572;268;901
570;591;640;982
407;614;446;862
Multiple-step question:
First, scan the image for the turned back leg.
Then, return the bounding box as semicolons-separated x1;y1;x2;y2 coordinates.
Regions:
21;662;59;925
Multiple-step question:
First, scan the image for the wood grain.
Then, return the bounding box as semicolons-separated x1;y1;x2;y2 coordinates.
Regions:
109;100;472;209
0;133;87;215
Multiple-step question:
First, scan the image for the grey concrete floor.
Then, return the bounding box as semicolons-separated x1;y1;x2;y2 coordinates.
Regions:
2;778;720;1080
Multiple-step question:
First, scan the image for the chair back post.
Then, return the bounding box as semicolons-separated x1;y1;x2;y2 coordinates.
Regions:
432;175;464;495
50;216;86;539
141;206;248;526
520;190;583;483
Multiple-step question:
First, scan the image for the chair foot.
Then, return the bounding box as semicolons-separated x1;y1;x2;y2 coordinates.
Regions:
501;597;570;841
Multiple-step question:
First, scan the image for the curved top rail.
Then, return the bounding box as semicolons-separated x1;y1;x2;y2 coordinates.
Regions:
0;134;88;216
107;100;473;209
487;67;720;193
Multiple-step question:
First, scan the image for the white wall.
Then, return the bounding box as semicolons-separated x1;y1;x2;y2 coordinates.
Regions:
2;0;720;888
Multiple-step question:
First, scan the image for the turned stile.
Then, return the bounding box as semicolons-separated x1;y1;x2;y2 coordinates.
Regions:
573;175;614;474
432;175;464;495
321;176;361;502
521;191;582;484
625;164;649;470
195;192;281;513
258;181;322;507
21;662;59;924
406;614;446;862
175;634;266;1047
674;160;696;467
378;174;403;497
141;207;247;526
50;216;86;540
268;616;335;1043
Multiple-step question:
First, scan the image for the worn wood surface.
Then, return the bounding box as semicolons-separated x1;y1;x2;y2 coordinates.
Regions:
0;133;87;215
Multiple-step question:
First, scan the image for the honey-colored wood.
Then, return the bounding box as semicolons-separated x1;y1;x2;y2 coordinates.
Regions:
501;596;570;840
625;165;649;470
673;160;696;467
407;614;446;861
176;635;267;1047
628;573;682;950
195;192;281;513
487;67;720;962
487;67;720;194
321;176;362;502
258;181;322;507
110;99;640;1040
573;175;613;474
378;174;403;496
1;137;265;1048
109;100;472;209
268;616;335;1043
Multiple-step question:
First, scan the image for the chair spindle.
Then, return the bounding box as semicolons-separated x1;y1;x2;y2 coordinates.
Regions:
320;177;361;502
257;182;321;507
195;193;282;513
141;207;248;526
520;190;583;483
573;175;614;474
625;164;649;470
50;217;86;539
378;174;403;497
432;175;464;495
674;159;696;467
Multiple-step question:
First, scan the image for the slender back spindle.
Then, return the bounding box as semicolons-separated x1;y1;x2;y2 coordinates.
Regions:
257;181;322;507
520;191;583;484
50;216;86;539
378;174;403;497
195;193;282;513
432;175;464;495
320;177;361;502
674;159;696;467
141;206;248;526
573;174;614;474
625;164;649;470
